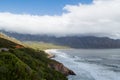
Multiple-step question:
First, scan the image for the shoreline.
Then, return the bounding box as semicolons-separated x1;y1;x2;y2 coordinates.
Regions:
44;48;73;58
44;49;56;58
44;49;76;76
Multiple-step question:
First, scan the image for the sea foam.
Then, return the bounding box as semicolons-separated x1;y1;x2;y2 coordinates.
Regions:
47;49;120;80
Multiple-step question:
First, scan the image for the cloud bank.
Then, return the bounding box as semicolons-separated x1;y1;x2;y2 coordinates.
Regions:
0;0;120;38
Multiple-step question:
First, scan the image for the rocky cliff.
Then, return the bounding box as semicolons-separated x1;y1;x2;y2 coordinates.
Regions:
49;60;76;76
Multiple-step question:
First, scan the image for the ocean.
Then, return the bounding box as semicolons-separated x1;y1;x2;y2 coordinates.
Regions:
46;49;120;80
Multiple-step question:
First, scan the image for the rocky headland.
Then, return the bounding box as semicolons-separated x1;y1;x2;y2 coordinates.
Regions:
45;50;76;76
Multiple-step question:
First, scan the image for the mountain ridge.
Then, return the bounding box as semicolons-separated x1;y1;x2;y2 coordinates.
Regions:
2;31;120;49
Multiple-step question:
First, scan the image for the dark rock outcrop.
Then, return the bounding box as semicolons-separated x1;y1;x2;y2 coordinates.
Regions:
49;61;76;76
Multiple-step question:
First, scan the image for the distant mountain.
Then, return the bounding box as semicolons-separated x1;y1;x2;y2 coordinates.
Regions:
2;31;120;48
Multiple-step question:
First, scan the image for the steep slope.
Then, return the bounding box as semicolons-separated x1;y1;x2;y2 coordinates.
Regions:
0;33;75;80
0;32;25;47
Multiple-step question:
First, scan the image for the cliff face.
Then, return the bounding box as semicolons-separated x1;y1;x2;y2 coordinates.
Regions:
49;61;75;76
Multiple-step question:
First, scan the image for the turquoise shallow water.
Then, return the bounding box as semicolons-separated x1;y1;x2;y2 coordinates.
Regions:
46;49;120;80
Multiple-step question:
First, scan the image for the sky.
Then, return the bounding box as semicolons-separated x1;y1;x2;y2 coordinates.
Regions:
0;0;92;15
0;0;120;39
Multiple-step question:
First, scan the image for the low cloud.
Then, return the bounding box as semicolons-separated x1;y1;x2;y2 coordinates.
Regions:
0;0;120;38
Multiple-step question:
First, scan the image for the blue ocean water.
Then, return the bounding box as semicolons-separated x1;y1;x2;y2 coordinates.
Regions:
46;49;120;80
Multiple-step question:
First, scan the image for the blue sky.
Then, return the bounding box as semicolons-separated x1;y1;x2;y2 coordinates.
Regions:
0;0;93;15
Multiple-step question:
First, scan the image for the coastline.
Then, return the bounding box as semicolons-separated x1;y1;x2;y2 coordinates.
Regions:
45;49;73;58
45;49;56;58
44;49;76;76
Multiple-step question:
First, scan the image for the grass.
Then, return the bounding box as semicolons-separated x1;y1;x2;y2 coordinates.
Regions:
23;41;70;50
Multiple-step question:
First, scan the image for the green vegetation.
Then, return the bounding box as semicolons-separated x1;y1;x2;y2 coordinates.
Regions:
0;36;68;80
24;41;69;50
0;52;34;80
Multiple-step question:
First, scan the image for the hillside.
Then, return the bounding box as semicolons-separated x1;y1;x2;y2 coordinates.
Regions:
3;31;120;49
0;33;75;80
23;41;69;50
0;33;24;48
0;32;25;47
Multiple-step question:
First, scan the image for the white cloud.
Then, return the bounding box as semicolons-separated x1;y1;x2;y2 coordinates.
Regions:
0;0;120;38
